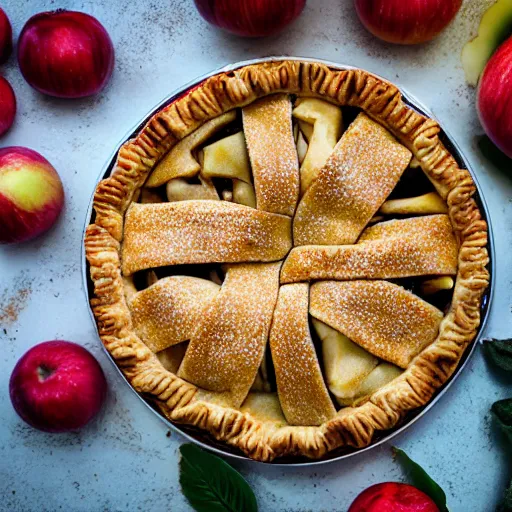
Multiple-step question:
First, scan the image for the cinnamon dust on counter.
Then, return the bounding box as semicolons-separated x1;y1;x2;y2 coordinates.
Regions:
0;287;31;327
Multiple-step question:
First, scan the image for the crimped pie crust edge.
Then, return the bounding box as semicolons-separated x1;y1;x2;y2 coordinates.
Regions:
84;60;490;462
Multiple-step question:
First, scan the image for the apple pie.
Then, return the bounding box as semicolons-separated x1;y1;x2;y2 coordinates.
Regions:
85;60;489;461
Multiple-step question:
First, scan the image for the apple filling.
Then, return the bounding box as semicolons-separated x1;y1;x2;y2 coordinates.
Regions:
292;98;343;195
313;319;402;406
142;110;257;209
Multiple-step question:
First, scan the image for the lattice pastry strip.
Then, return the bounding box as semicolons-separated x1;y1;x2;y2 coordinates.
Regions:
269;283;336;426
178;262;281;408
121;201;292;275
281;215;458;283
242;94;300;216
310;280;443;368
294;113;412;246
128;276;220;353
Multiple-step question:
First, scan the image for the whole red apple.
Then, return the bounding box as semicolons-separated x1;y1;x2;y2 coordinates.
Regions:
354;0;462;45
477;36;512;159
0;7;12;63
0;76;16;136
193;0;306;37
9;341;107;433
349;482;439;511
0;146;64;244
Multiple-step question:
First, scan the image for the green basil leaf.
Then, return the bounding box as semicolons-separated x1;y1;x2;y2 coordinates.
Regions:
492;399;512;445
484;339;512;373
497;480;512;512
179;444;258;512
393;447;448;512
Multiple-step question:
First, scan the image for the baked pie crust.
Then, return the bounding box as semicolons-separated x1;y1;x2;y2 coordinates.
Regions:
85;60;489;462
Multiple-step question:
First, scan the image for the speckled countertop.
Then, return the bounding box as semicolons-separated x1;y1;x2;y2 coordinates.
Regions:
1;1;511;511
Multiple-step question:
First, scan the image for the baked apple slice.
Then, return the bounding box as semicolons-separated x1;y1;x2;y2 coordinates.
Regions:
166;176;219;202
292;98;342;194
379;192;447;215
351;363;403;405
312;319;378;404
147;111;236;187
202;131;256;207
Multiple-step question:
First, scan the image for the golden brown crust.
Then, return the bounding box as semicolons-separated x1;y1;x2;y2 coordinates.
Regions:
121;201;292;275
293;113;412;246
270;283;336;426
243;94;300;216
146;111;237;187
281;215;458;283
310;280;444;368
129;276;220;353
85;60;490;462
178;262;281;408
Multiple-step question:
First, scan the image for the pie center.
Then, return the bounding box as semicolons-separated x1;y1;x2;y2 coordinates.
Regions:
121;94;458;427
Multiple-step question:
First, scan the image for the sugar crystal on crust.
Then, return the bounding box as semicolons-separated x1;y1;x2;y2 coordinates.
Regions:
310;280;443;368
282;215;458;283
122;201;292;275
130;276;220;352
293;113;412;246
178;262;281;408
243;94;300;216
269;283;336;425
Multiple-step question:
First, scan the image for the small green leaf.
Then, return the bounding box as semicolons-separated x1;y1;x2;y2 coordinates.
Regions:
393;447;448;512
484;339;512;373
492;399;512;445
179;443;258;512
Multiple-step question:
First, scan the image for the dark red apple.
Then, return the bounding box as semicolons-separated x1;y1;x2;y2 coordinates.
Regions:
9;341;107;433
354;0;462;45
193;0;306;37
477;35;512;159
0;7;12;63
18;10;114;98
0;146;64;244
0;76;16;136
349;482;439;511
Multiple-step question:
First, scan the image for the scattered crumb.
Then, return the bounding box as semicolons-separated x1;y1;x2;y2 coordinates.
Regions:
0;286;32;327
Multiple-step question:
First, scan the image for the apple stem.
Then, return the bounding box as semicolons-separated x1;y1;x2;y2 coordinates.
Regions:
37;364;54;381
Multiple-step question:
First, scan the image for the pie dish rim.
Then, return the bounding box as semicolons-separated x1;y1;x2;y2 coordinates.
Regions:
82;56;494;465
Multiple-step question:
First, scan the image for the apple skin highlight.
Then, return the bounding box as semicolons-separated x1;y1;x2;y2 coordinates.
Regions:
0;147;64;244
348;482;440;512
478;36;512;159
9;341;107;433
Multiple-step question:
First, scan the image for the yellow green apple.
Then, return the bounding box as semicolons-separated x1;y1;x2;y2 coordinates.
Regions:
0;146;64;243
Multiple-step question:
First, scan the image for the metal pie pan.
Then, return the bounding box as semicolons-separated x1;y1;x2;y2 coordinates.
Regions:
82;57;495;466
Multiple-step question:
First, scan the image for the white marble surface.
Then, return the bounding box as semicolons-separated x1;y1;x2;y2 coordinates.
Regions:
1;1;511;511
